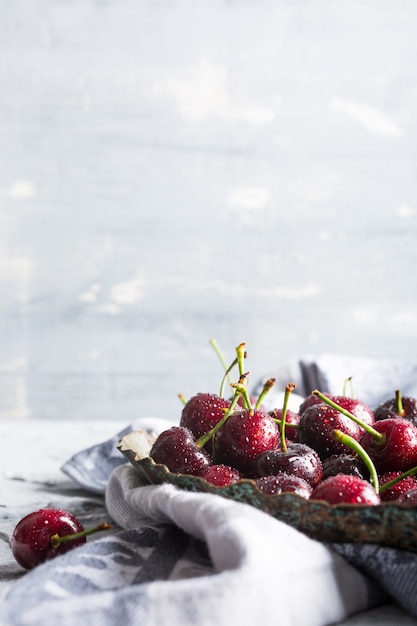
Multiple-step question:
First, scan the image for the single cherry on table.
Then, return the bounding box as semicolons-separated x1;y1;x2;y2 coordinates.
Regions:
10;508;112;570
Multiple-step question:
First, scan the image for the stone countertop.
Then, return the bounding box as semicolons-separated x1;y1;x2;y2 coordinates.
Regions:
1;418;417;626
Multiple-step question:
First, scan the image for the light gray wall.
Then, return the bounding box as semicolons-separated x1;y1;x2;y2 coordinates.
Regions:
1;1;417;421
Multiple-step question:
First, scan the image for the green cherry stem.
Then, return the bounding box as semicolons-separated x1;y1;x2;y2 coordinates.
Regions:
196;375;248;449
235;342;247;377
343;376;354;398
219;357;239;398
50;522;113;549
209;338;230;373
313;390;385;444
395;389;405;416
279;383;296;453
178;393;187;406
378;464;417;493
332;429;379;493
255;378;276;409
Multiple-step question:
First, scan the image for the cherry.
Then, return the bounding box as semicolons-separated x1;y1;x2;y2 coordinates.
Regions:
310;474;381;506
378;471;417;502
299;392;374;428
322;453;370;481
253;443;322;487
10;508;112;570
179;393;230;453
254;383;322;486
398;488;417;506
359;417;417;474
255;473;312;498
269;407;300;441
150;426;211;475
297;403;362;459
313;390;417;474
374;389;417;425
213;408;280;476
200;464;242;486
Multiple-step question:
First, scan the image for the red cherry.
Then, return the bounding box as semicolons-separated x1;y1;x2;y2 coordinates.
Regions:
200;464;242;486
374;390;417;425
180;393;230;453
360;418;417;474
10;508;111;570
253;442;323;487
255;473;312;498
297;403;362;459
214;408;279;476
310;474;381;505
379;471;417;502
150;426;211;475
398;488;417;506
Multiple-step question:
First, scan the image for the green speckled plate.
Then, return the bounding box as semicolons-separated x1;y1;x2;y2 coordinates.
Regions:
117;430;417;552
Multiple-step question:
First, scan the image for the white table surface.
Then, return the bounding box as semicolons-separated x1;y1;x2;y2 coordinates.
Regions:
1;418;417;626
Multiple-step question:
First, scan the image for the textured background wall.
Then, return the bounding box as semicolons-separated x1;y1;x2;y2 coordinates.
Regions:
1;1;416;422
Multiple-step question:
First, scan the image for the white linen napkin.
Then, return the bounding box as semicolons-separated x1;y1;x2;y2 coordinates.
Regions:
2;354;417;626
104;462;375;626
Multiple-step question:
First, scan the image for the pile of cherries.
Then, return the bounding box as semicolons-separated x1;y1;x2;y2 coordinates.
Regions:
150;342;417;507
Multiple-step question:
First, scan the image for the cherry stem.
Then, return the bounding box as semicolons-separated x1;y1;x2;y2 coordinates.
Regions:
280;383;296;453
343;377;354;398
196;375;248;449
50;522;113;549
210;339;234;388
313;390;385;443
395;389;405;416
178;393;187;406
378;464;417;493
332;429;379;494
255;378;276;409
236;342;247;377
219;357;239;399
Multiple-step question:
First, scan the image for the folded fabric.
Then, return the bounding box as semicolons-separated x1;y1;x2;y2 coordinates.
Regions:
2;354;417;626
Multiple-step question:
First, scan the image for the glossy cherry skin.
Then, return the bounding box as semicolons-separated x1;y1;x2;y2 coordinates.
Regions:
378;471;417;502
374;396;417;425
180;393;230;453
213;408;279;476
10;508;86;570
299;394;374;427
269;408;300;441
150;426;211;475
253;443;322;487
360;418;417;474
322;454;369;482
297;404;362;460
200;464;242;486
255;473;312;498
310;474;381;506
398;488;417;506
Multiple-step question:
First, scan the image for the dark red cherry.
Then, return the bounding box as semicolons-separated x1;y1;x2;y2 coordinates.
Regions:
269;408;300;441
214;408;279;476
200;464;242;486
360;418;417;474
378;471;417;502
374;391;417;426
10;508;111;570
297;404;362;460
253;442;322;487
322;454;370;481
310;474;380;505
150;426;211;475
398;488;417;506
255;473;312;498
180;393;230;453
